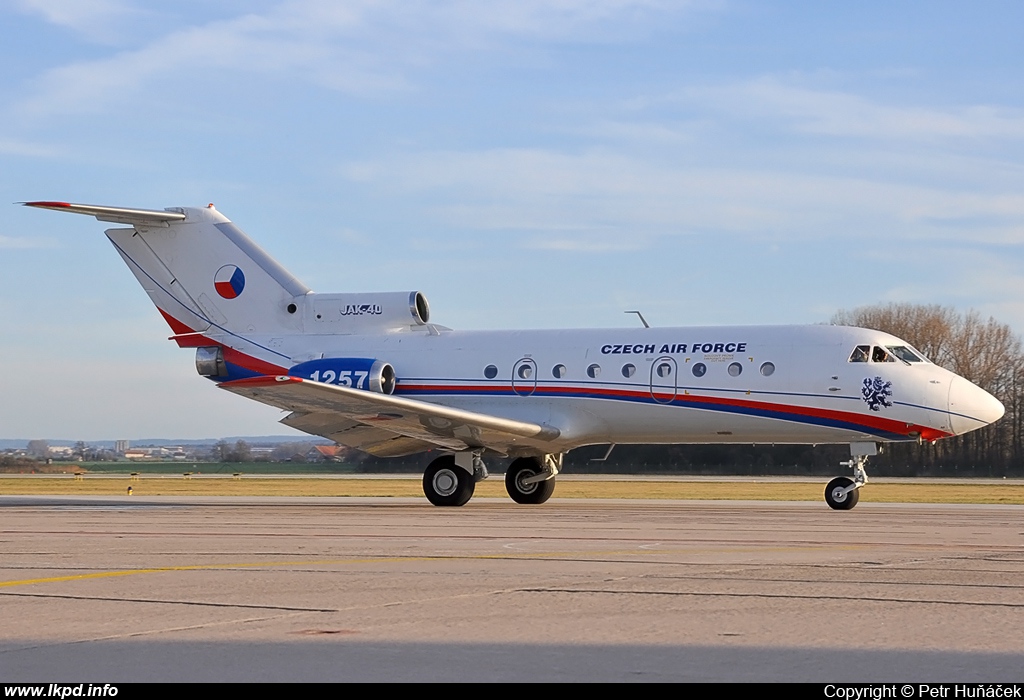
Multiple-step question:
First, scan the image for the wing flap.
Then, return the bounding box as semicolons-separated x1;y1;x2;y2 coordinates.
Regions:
221;375;560;454
282;411;452;456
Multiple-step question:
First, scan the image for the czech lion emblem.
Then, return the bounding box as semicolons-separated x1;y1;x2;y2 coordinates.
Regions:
862;376;893;411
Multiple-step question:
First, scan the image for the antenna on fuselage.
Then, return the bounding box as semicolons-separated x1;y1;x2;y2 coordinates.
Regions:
625;310;650;328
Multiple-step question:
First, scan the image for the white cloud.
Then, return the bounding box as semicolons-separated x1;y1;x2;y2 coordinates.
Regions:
414;0;690;43
0;138;58;157
572;119;699;144
694;78;1024;141
13;0;147;44
14;0;700;117
16;9;405;117
0;235;56;249
340;147;1024;243
524;236;646;252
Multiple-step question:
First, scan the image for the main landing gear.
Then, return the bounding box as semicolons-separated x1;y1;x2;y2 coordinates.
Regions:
825;442;875;511
421;452;562;506
422;452;487;507
504;454;561;505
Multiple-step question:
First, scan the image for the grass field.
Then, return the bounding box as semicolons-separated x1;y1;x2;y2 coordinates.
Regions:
2;475;1024;504
14;462;359;475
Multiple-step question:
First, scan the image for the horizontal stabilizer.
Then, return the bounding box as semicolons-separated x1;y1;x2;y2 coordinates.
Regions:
22;201;186;225
221;375;560;454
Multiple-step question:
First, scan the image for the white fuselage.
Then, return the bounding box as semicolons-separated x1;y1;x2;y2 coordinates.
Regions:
216;322;998;456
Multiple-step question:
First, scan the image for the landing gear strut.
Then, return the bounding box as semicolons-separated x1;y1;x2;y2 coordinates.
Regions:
505;454;561;504
825;442;874;511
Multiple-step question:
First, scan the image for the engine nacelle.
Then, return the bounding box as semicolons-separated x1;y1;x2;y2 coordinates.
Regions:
304;291;429;332
196;346;228;377
287;357;396;394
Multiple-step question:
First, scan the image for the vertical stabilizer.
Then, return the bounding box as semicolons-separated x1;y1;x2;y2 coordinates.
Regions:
105;205;310;338
24;202;310;339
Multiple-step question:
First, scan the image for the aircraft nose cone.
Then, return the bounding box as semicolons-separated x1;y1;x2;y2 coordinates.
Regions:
948;378;1005;435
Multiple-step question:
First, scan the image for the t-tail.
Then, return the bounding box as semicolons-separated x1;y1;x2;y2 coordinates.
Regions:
22;202;432;381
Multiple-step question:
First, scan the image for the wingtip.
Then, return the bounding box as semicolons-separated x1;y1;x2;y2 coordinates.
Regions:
22;201;71;208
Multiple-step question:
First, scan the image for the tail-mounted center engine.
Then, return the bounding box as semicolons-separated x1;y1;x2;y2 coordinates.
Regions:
304;291;429;333
287;357;396;394
196;346;228;378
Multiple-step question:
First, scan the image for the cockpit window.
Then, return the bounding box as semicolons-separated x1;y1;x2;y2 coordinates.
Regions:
872;346;895;362
886;345;924;363
849;345;869;363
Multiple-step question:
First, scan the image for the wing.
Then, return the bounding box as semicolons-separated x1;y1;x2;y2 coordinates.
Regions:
221;376;560;457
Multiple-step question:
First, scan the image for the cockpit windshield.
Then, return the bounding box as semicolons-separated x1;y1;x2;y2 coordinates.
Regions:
848;344;928;364
872;346;895;362
849;345;869;362
885;345;925;363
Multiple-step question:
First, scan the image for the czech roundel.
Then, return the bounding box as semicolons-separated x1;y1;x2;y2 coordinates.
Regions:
214;265;245;299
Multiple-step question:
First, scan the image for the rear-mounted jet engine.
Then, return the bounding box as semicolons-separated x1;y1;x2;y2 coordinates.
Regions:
287;357;396;394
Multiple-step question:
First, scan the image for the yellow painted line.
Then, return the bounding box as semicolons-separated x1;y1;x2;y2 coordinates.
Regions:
0;542;865;590
0;557;439;588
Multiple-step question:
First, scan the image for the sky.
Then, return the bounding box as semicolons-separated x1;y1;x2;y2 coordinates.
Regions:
1;0;1023;440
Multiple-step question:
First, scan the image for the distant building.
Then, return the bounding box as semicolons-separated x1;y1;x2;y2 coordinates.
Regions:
115;440;130;455
308;445;347;462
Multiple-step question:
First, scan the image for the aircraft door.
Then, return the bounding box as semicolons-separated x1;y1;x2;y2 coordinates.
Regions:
650;356;678;403
512;358;538;397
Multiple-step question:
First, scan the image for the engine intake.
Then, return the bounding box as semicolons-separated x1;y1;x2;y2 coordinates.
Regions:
306;291;429;331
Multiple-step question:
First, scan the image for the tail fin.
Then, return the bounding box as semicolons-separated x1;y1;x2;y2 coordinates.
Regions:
24;202;310;340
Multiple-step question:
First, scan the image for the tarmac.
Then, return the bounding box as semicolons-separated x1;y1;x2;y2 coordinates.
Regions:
2;495;1023;682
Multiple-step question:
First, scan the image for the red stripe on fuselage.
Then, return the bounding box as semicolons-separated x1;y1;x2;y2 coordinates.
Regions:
397;382;951;441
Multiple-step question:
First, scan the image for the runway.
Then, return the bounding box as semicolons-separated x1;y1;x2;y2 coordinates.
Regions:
2;496;1023;682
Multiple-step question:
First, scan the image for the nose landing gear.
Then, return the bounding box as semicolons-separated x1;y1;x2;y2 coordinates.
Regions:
825;442;875;511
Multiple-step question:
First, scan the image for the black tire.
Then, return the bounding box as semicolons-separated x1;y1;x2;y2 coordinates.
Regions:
824;476;860;510
423;456;475;507
505;457;556;504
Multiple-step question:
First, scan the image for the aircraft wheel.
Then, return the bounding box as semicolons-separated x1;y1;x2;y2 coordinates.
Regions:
505;457;555;505
824;476;860;510
423;456;475;507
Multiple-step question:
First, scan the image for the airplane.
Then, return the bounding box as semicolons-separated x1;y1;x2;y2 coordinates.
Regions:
23;201;1006;509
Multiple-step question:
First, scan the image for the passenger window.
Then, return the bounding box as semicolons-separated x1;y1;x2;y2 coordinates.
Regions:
517;364;533;379
728;362;742;377
484;365;498;379
621;363;636;378
587;364;601;378
656;362;672;378
552;364;566;378
849;346;869;363
692;363;706;377
760;362;775;376
872;346;894;362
